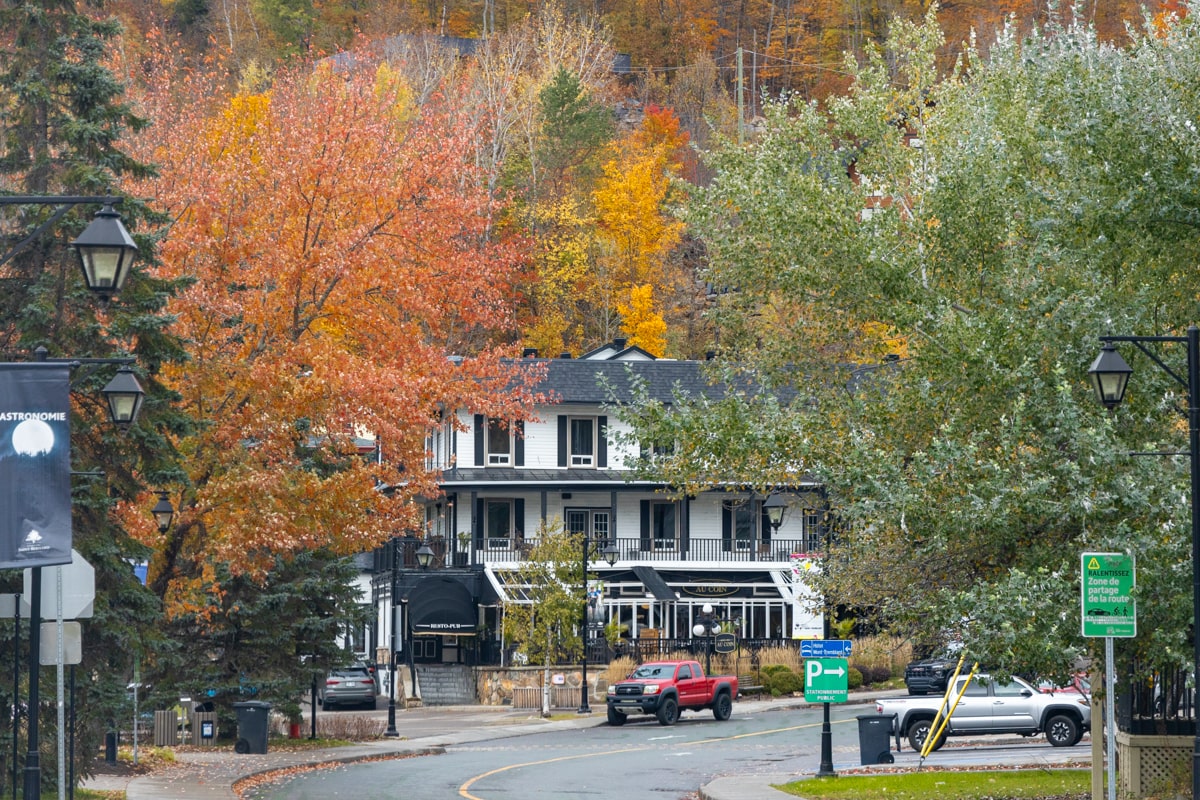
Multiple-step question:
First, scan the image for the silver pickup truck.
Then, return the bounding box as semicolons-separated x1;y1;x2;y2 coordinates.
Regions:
875;673;1091;751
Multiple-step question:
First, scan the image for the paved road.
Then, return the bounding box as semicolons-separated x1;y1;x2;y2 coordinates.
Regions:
251;702;1095;800
82;691;1099;800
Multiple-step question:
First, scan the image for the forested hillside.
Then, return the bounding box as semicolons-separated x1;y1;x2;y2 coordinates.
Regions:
118;0;1161;99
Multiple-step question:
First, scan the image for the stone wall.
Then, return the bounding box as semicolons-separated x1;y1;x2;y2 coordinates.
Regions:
476;665;618;707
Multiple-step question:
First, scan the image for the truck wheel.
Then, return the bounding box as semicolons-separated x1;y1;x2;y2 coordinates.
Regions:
712;692;732;721
656;697;679;726
606;707;627;726
1045;714;1079;747
907;719;946;752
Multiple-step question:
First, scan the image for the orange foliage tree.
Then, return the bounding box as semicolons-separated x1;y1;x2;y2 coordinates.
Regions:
131;58;541;611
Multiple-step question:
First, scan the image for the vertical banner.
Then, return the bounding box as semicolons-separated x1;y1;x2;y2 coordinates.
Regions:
0;364;72;569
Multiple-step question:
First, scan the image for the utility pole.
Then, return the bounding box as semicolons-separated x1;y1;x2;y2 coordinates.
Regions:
736;46;745;146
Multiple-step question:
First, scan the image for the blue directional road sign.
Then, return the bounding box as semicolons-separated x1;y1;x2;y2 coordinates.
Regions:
800;639;852;658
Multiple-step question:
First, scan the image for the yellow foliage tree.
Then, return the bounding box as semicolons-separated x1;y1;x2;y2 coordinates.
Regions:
593;141;683;290
617;284;667;357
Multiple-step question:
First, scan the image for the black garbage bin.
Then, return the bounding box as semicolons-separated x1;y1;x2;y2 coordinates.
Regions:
856;713;896;765
232;700;272;754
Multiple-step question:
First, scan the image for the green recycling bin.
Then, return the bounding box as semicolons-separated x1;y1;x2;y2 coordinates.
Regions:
856;713;896;765
232;700;272;754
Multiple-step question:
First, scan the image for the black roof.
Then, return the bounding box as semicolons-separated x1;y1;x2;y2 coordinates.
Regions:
523;358;721;405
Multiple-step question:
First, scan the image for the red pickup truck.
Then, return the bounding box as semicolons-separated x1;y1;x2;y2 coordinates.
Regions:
605;660;739;726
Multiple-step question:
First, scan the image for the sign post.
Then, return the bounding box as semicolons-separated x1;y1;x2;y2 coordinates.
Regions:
1081;552;1136;800
803;649;850;778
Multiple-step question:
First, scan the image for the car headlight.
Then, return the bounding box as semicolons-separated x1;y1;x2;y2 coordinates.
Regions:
643;684;660;695
607;686;616;696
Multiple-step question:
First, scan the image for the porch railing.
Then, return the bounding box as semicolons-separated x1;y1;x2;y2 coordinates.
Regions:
444;537;821;567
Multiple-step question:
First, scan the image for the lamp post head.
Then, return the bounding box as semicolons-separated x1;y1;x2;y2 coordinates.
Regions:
764;492;788;530
152;491;175;533
101;366;145;428
1089;342;1133;409
415;542;434;569
71;203;137;299
692;623;705;636
601;541;619;566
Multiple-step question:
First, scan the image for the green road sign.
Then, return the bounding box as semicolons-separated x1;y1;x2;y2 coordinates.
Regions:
804;657;849;703
1081;552;1135;638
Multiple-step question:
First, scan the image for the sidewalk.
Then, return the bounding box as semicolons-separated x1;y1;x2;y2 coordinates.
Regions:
81;692;900;799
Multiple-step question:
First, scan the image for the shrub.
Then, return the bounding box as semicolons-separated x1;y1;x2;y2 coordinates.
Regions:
767;669;803;696
848;667;863;690
761;663;793;678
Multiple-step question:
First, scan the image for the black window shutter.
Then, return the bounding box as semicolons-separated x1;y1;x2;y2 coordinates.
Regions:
597;415;607;467
474;414;485;466
514;420;525;466
760;504;771;544
557;415;568;467
514;498;525;543
640;500;651;551
722;506;733;552
474;498;484;547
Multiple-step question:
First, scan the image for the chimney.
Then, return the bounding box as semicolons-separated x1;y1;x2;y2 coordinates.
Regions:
613;338;628;349
522;347;538;357
559;352;572;359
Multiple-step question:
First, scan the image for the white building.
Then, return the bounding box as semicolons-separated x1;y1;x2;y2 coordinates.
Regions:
371;342;826;694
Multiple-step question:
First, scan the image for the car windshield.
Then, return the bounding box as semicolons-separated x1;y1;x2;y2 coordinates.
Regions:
331;669;369;678
632;665;671;679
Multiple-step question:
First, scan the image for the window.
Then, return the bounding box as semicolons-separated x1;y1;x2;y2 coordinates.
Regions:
486;500;512;548
991;679;1029;698
566;509;610;538
802;508;822;550
569;417;595;466
486;419;511;465
734;504;754;550
677;664;692;680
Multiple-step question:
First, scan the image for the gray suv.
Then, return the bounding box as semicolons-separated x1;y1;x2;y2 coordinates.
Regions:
318;666;377;710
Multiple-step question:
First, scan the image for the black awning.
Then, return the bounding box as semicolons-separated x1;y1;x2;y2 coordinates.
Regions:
633;565;677;601
408;575;478;635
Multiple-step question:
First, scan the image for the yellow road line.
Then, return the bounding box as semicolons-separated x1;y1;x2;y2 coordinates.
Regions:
457;717;854;799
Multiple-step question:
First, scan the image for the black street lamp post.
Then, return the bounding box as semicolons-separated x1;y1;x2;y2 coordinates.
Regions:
2;194;142;800
691;604;720;674
384;540;403;738
384;538;433;737
578;536;618;714
1089;327;1200;800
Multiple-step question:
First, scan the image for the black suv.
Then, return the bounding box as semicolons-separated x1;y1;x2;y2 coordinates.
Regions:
904;656;959;695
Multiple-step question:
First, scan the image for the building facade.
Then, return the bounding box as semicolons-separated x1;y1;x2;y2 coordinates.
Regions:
371;342;827;687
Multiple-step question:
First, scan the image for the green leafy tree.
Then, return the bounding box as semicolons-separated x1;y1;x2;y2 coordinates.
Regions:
500;520;586;716
619;9;1200;684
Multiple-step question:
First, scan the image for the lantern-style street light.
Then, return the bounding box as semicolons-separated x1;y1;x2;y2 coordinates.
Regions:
578;536;619;714
152;492;176;534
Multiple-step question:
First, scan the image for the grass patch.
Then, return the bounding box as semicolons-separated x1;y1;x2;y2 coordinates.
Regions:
775;769;1089;799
